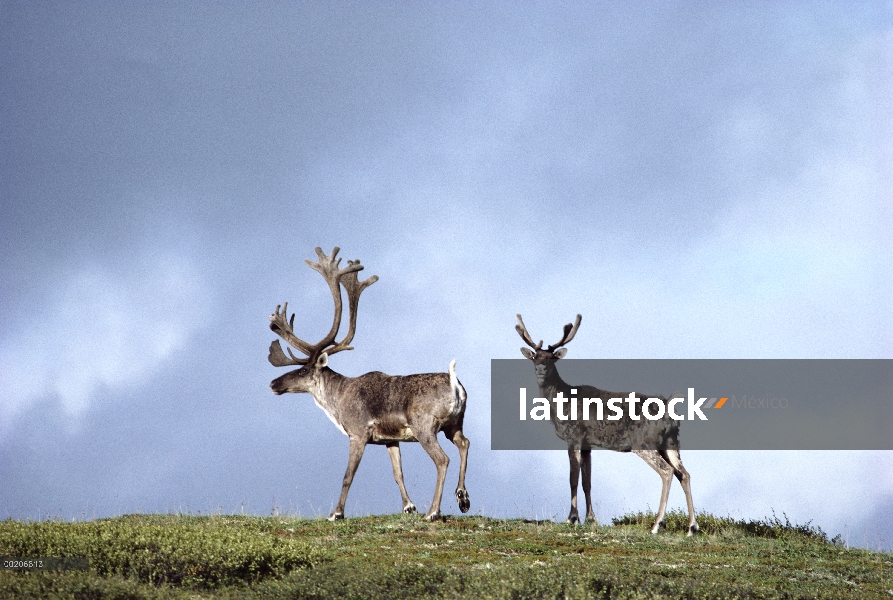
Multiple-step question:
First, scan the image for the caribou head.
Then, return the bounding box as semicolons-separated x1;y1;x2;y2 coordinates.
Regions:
515;313;581;385
268;246;377;396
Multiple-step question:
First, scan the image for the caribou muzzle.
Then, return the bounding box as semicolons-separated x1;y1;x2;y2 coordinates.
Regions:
269;376;289;395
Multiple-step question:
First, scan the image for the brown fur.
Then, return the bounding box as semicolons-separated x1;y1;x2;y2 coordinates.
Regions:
271;358;470;521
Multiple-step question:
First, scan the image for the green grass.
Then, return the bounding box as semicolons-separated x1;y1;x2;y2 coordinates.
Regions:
1;511;891;599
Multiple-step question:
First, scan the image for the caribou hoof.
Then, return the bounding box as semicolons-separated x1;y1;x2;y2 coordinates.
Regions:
403;503;417;514
566;512;580;525
456;489;470;513
687;522;700;537
424;511;443;522
651;519;665;534
327;511;345;522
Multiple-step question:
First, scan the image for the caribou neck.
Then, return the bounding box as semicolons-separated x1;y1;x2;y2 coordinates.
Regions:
538;368;571;402
309;367;348;405
305;367;353;436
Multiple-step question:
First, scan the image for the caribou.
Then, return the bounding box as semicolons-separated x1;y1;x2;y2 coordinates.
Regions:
268;247;470;521
516;314;699;536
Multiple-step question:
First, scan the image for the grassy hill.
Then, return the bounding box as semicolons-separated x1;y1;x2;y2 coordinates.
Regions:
1;511;891;599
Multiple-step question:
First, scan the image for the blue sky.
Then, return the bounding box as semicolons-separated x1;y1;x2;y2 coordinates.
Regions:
1;2;891;549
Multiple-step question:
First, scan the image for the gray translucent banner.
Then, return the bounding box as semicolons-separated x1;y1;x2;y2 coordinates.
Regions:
491;360;893;450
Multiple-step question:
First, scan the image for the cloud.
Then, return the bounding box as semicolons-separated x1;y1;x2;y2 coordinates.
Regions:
0;251;210;436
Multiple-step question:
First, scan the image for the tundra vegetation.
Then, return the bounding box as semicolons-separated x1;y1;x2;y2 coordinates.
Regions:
2;511;891;599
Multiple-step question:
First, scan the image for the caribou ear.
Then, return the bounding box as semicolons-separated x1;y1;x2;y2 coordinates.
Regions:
316;352;329;368
520;347;535;359
554;348;568;359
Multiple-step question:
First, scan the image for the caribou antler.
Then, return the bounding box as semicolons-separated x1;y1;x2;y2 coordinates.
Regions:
269;247;378;367
515;313;582;353
515;314;543;351
324;259;379;355
547;314;581;351
269;302;312;366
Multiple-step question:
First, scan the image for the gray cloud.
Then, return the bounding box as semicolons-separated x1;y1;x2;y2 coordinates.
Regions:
0;248;210;437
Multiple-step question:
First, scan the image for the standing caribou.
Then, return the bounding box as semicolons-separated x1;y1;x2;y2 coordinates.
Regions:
268;247;470;521
516;314;699;536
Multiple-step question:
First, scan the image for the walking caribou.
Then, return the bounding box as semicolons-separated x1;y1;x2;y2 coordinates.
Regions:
268;247;470;521
516;314;699;536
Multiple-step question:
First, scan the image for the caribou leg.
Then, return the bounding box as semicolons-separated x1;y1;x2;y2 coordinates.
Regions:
386;442;416;514
445;425;471;513
581;448;596;524
635;450;674;534
664;449;699;536
330;436;367;521
415;428;450;521
566;447;582;524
